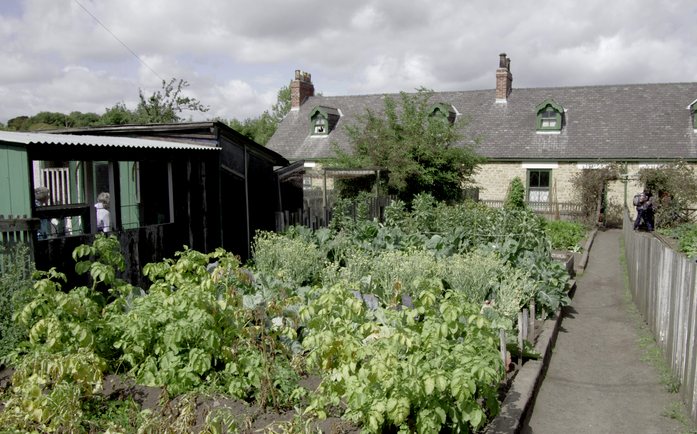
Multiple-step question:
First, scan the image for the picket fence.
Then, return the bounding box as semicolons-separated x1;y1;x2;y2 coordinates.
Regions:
623;208;697;423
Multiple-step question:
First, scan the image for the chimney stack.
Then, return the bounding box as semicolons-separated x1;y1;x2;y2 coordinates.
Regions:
291;70;314;110
496;53;512;102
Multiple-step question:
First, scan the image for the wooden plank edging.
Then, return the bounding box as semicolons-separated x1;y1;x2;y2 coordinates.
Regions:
485;280;576;433
575;229;598;274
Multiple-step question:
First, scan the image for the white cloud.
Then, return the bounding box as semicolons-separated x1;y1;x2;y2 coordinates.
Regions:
0;0;695;125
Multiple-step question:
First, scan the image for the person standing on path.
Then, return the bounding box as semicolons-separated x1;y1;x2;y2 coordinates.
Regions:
634;187;653;232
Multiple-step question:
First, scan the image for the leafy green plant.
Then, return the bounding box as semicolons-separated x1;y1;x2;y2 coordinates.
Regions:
504;176;526;210
0;349;107;432
545;220;587;251
659;224;697;260
301;280;504;433
252;230;323;286
0;244;35;362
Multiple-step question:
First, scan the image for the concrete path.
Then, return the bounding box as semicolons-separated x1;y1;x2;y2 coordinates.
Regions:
521;229;684;434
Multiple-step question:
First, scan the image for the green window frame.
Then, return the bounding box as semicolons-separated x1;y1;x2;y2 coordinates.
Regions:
535;98;563;131
428;102;456;125
311;114;328;135
527;169;551;202
693;107;697;129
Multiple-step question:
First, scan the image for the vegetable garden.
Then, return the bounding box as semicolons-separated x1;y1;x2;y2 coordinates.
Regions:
0;194;573;433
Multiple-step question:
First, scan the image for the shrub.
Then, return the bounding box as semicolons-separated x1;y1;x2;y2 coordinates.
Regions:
545;220;587;251
504;176;526;210
251;230;322;286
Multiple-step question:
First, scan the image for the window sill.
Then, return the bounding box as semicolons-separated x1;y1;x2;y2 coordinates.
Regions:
536;130;561;135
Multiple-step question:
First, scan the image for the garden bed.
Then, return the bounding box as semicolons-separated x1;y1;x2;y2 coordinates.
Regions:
0;197;575;433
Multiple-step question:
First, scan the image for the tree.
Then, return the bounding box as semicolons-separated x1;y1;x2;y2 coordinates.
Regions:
571;162;623;227
132;78;209;124
638;160;697;228
329;88;485;203
270;83;292;123
100;102;134;125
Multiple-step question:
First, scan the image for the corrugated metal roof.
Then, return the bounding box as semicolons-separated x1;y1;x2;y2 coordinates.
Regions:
0;130;219;151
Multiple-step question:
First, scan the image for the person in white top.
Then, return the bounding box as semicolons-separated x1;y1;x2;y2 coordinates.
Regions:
95;192;111;232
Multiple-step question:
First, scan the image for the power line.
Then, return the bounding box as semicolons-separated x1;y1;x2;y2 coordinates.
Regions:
73;0;164;82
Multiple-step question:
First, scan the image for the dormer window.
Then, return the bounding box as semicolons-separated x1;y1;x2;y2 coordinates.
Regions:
693;106;697;129
536;98;564;132
309;106;340;136
428;103;457;125
313;115;326;134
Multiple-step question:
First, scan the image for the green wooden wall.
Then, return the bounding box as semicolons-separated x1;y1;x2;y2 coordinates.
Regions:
120;161;140;229
0;144;31;217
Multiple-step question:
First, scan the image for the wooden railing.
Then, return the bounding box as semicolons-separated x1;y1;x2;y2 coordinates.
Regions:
0;215;39;262
481;200;583;220
276;196;396;233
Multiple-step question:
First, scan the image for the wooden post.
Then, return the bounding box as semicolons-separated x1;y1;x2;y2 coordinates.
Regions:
500;328;507;374
83;161;96;234
522;309;529;343
518;312;524;368
322;170;327;208
108;161;121;231
529;299;536;341
376;170;380;198
167;162;175;223
284;210;290;231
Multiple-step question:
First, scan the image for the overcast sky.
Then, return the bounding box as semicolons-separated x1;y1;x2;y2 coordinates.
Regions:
1;0;696;125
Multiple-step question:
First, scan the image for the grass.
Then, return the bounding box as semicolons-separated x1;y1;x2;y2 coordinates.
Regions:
620;235;693;433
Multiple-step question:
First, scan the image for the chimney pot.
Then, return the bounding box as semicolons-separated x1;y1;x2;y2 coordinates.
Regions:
291;70;315;110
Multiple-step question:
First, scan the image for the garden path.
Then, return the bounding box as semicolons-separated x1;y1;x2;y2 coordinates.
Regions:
521;229;685;434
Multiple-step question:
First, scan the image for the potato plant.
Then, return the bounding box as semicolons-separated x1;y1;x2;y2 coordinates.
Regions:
301;279;504;433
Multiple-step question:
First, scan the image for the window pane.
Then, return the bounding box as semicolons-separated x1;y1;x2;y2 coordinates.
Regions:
540;171;550;187
530;171;539;187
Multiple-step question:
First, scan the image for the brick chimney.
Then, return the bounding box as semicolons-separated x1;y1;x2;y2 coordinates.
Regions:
291;70;314;110
495;53;512;102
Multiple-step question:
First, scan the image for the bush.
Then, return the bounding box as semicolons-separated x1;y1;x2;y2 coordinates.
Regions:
504;177;526;210
545;220;587;251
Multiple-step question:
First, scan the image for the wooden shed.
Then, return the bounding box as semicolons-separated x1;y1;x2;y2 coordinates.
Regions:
0;122;290;287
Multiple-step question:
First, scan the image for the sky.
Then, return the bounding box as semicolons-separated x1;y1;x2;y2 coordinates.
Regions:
1;0;696;125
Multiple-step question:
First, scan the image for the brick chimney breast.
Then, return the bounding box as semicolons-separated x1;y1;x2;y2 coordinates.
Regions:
496;53;513;103
291;70;314;110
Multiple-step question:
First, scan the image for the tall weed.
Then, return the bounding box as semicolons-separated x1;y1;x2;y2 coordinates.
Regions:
0;244;35;362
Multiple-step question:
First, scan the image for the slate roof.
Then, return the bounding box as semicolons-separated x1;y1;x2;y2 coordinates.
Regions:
267;82;697;161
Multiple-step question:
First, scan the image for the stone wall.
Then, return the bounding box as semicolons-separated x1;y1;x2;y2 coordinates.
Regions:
473;161;645;223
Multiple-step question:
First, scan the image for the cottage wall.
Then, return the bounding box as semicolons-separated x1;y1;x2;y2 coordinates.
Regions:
473;161;653;223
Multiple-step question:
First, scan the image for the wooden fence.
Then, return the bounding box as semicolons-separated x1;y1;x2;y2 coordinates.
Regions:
622;208;697;423
481;199;583;221
0;215;39;253
275;196;396;233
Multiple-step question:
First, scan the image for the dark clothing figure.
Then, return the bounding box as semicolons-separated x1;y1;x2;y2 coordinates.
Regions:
34;187;50;239
634;190;654;232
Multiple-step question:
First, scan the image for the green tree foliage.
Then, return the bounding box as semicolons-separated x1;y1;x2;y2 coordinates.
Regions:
330;88;485;203
222;81;320;146
99;78;209;125
218;112;277;146
504;176;526;210
6;116;29;130
100;102;133;126
133;78;209;123
571;162;623;226
638;159;697;228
